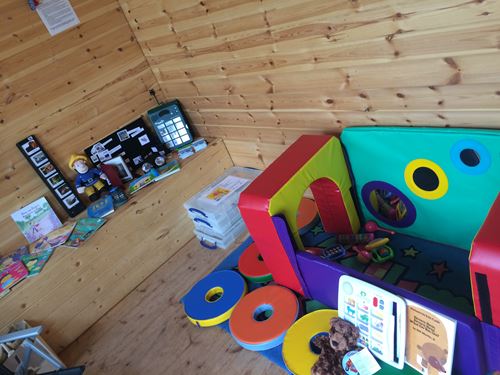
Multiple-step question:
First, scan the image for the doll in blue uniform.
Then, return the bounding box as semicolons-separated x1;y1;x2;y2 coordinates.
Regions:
69;154;110;202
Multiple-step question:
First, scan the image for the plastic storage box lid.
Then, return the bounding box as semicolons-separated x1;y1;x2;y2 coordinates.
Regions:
184;167;260;222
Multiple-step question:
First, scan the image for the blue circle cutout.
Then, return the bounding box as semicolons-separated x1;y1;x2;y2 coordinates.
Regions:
361;181;417;228
451;139;491;175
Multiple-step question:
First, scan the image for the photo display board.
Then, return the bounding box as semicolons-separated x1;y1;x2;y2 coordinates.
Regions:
17;135;86;217
84;117;165;176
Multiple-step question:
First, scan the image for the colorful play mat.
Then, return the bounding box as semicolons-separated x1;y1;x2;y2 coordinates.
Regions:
209;216;474;374
301;219;473;315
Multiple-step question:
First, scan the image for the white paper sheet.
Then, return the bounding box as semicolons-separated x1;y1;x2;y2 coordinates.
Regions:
36;0;80;37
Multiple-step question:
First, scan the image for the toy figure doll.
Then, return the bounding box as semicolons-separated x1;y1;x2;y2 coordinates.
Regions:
68;154;110;202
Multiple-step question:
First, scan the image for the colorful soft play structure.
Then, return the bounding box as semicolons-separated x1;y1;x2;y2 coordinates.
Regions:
238;127;500;374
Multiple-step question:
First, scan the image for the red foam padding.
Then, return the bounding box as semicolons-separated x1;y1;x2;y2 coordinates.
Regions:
470;193;500;327
239;135;332;294
310;177;354;234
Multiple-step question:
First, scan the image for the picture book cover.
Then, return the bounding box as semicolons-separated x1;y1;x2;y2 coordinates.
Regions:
128;170;159;194
87;195;114;218
0;261;28;293
405;300;457;375
154;159;181;182
29;222;76;254
22;251;53;277
11;197;62;243
0;246;29;268
64;217;106;248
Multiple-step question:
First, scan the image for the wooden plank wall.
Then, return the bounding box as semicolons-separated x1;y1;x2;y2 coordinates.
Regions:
0;0;201;352
0;0;164;253
0;140;233;352
119;0;500;169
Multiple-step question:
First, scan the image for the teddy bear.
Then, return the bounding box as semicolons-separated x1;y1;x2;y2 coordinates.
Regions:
311;317;360;375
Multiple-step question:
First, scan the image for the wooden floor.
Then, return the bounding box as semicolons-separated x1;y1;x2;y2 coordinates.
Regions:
60;235;285;375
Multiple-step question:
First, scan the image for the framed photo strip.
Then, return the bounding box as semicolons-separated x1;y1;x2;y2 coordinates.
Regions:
17;135;86;217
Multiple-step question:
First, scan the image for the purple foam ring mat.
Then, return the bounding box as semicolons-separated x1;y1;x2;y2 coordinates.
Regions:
296;252;488;375
361;181;417;228
271;215;311;298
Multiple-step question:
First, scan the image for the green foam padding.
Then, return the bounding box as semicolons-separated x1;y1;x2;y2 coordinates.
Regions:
341;127;500;250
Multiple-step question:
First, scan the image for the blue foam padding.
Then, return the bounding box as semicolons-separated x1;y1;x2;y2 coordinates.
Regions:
183;270;246;321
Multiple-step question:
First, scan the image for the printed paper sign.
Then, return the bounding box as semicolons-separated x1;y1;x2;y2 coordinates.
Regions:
37;0;80;37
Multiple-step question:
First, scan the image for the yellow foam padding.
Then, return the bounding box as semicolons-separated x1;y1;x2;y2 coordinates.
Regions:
186;283;248;327
268;137;360;249
282;309;338;375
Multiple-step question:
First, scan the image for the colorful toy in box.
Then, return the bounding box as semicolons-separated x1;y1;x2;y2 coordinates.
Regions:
238;129;500;374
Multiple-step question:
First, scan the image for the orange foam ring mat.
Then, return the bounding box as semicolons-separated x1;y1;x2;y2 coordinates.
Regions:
229;285;299;351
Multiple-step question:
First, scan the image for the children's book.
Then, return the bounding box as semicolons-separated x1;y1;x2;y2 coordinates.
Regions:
0;246;29;268
11;197;62;243
128;169;159;194
154;159;181;182
0;261;28;293
21;251;53;277
87;195;114;218
405;300;457;375
64;217;106;248
29;222;76;254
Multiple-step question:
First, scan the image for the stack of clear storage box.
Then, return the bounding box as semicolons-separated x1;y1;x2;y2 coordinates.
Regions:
184;167;260;249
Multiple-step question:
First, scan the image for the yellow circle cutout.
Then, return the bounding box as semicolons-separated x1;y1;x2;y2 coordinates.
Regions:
404;159;448;200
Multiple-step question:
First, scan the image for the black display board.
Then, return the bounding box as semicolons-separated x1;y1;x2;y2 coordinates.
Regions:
17;135;86;217
83;117;165;175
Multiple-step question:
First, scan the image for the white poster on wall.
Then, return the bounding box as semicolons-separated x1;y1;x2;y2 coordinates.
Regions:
36;0;80;37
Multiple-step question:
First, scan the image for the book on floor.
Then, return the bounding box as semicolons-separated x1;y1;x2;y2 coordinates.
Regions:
22;251;53;278
11;197;62;243
64;217;106;248
87;194;115;218
29;222;76;254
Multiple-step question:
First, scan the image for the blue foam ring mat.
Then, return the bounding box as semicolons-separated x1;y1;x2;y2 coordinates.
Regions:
182;269;246;324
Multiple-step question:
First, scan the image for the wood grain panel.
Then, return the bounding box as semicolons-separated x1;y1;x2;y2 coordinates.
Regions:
60;237;284;375
120;0;500;168
0;0;204;353
0;0;162;253
0;140;233;351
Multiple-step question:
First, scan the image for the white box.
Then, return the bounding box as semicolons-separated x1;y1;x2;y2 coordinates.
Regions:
194;218;247;249
184;167;260;231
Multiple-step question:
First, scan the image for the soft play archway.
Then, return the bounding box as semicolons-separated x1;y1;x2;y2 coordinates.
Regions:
239;135;360;294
